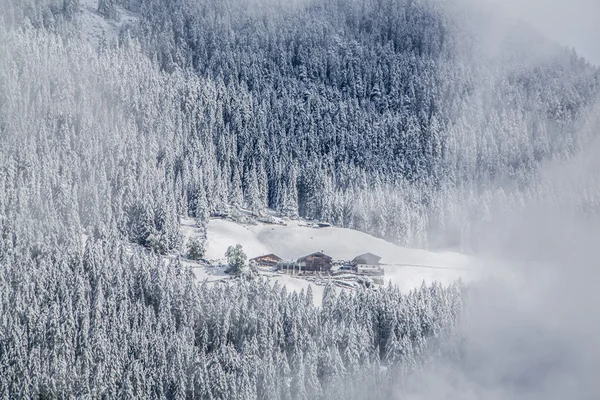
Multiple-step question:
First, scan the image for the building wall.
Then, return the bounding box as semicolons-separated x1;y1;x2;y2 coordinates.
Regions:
353;254;381;265
303;255;332;271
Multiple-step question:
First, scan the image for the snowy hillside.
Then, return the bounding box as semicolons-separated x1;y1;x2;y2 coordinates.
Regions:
199;218;482;298
77;0;138;47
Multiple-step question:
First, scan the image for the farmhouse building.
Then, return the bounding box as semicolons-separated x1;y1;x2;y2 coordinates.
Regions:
352;253;382;266
250;254;283;267
352;252;384;276
297;252;333;273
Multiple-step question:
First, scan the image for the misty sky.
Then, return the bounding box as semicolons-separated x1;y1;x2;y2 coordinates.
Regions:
484;0;600;65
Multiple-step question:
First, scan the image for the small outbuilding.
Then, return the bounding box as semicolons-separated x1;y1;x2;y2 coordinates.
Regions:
352;252;384;276
250;254;283;267
352;253;382;266
297;252;333;273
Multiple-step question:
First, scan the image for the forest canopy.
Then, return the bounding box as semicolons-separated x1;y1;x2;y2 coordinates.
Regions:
0;0;599;398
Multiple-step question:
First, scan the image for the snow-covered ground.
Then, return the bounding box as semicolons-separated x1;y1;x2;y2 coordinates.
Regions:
77;0;139;48
191;217;484;301
204;219;269;261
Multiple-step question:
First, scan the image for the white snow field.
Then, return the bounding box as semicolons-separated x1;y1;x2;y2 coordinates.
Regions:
190;218;484;303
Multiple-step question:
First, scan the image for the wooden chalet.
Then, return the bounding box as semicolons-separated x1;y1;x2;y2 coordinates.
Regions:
352;253;382;266
297;252;333;273
352;253;384;276
250;254;283;267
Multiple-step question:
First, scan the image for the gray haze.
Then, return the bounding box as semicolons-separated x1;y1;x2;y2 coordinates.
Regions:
483;0;600;65
395;1;600;397
398;98;600;398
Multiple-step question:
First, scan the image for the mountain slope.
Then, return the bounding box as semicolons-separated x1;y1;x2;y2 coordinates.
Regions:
77;0;138;47
124;0;600;249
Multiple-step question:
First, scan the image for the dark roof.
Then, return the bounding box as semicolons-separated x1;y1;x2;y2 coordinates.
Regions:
352;252;382;265
250;253;283;261
297;252;332;262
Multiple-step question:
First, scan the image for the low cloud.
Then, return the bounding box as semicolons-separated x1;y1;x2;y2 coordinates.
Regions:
400;104;600;399
479;0;600;65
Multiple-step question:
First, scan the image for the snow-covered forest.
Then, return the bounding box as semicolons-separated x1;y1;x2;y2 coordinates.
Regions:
1;235;464;398
0;0;599;398
3;0;598;251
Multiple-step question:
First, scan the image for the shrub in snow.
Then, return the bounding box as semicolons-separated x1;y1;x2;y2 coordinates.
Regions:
225;244;247;275
186;236;205;261
146;233;168;255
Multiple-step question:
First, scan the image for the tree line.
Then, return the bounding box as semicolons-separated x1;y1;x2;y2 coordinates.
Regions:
0;235;464;399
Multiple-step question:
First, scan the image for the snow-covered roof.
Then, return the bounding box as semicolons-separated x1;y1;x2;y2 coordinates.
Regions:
250;253;283;261
352;252;382;265
297;252;333;261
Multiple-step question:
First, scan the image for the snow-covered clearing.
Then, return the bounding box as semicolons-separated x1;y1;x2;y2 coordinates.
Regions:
203;219;269;261
247;221;471;269
179;217;329;304
77;0;139;48
185;218;485;300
